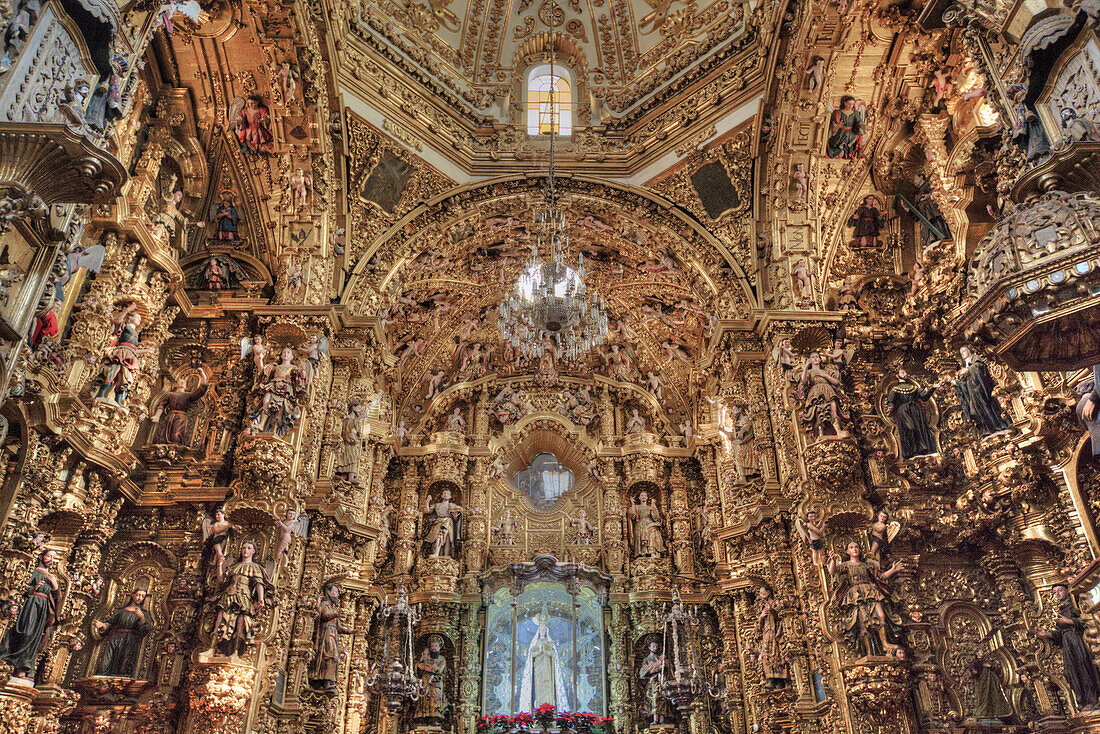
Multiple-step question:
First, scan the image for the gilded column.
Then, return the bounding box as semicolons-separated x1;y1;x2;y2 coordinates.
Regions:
455;603;482;734
600;462;625;576
669;462;693;575
393;460;421;577
465;457;489;575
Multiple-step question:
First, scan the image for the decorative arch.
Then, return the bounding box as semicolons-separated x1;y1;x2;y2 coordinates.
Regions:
343;175;758;317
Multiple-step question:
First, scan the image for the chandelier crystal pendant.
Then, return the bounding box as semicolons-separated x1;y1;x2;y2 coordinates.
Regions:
498;30;608;363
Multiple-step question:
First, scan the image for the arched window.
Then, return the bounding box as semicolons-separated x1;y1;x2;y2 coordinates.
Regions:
526;65;573;136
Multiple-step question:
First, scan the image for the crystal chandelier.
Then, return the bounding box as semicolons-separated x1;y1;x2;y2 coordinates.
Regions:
364;585;424;716
497;32;607;362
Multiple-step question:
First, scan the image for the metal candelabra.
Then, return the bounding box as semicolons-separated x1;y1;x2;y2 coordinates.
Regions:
364;585;425;716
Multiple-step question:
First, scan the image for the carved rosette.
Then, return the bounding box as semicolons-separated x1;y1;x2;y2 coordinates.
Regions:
842;661;912;733
185;662;256;734
418;555;460;594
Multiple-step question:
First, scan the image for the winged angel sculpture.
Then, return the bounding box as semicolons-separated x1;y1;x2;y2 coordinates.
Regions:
240;338;312;437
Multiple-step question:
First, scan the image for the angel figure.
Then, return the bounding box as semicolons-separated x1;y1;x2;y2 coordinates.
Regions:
397;337;426;368
268;509;309;572
489;456;506;479
662;337;692;365
823;338;854;370
772;338;795;378
455;342;486;381
805;56;825;93
95;304;156;406
586;459;602;481
426;370;447;400
158;0;201;33
299;334;329;369
826;96;867;159
492;510;519;545
795;509;826;566
210;541;274;657
645;371;666;401
792;259;812;303
929;68;954;112
230;96;274;155
246;347;310;437
679;421;694;442
276;61;300;102
394;419;409;447
240;336;268;372
704;396;731;431
284;263;304;299
790;163;809;209
797;351;846;440
287;168;311;212
610;318;637;339
201;508;234;582
829;542;905;656
867;509;900;564
569;509;597;544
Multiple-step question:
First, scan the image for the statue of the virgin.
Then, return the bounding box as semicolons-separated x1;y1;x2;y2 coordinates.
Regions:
517;615;570;712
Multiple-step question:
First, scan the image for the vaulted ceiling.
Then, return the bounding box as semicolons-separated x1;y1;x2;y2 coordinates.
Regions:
333;0;768;174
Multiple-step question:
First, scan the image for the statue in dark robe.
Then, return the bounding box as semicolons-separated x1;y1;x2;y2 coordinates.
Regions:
887;370;938;459
151;373;209;445
827;96;866;159
1011;102;1051;163
93;588;153;678
969;656;1013;723
849;196;882;248
308;583;350;689
0;549;60;677
912;174;952;245
1042;584;1100;709
1076;365;1100;456
955;347;1011;436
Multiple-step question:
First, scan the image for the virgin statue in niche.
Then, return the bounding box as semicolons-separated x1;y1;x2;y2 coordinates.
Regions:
518;615;570;712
